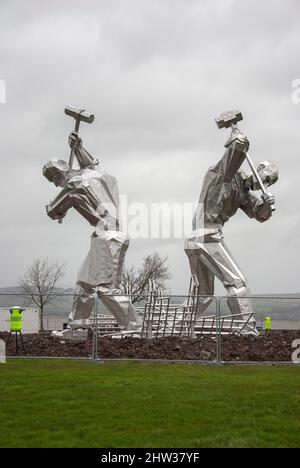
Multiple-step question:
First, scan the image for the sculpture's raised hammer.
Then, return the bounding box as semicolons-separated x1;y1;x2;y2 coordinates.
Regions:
64;106;94;169
215;110;275;211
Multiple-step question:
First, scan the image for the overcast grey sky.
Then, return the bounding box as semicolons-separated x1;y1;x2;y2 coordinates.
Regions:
0;0;300;294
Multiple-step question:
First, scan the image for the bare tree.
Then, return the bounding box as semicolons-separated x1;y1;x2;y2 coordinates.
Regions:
18;258;66;332
122;252;171;303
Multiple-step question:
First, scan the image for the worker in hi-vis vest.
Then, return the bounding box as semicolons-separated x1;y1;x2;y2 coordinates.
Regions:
264;315;272;333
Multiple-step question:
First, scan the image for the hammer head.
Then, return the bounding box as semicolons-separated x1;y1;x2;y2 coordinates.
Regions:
215;110;243;129
65;106;94;124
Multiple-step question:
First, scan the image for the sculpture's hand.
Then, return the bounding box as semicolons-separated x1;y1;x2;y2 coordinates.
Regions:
228;125;250;152
46;203;53;216
68;131;82;149
262;192;275;207
46;203;65;221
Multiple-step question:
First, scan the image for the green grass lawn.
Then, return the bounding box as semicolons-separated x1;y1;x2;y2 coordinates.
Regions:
0;359;300;448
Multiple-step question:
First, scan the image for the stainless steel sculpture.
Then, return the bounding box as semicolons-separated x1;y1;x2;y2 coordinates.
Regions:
185;110;279;335
43;107;141;337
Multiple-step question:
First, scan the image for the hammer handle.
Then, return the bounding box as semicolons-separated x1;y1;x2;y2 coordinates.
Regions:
230;124;275;212
59;118;81;225
68;118;81;169
246;153;275;212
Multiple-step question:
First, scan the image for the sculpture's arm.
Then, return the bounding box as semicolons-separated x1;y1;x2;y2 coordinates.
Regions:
46;188;74;221
69;132;98;168
68;172;121;230
240;191;274;223
214;126;249;183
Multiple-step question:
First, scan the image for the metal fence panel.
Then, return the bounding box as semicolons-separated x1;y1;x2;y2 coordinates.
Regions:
1;294;299;363
218;296;300;363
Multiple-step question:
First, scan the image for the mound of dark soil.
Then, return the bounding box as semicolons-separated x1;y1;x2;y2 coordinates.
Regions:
1;330;299;362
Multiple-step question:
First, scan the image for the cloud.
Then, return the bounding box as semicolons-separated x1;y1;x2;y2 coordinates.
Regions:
0;0;299;294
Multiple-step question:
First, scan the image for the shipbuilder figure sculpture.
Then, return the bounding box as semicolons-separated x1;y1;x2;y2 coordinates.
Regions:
185;111;278;335
43;107;141;339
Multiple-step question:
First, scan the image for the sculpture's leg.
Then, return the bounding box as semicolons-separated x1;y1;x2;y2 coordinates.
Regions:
195;240;257;334
185;235;257;333
185;248;215;315
95;233;142;330
98;285;141;329
68;282;96;329
196;240;252;314
217;241;251;315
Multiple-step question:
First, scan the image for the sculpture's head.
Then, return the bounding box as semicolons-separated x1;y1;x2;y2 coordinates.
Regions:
253;161;279;190
43;159;70;187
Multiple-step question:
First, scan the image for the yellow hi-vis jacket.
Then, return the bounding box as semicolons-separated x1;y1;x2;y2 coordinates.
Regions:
10;307;23;332
264;315;272;331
